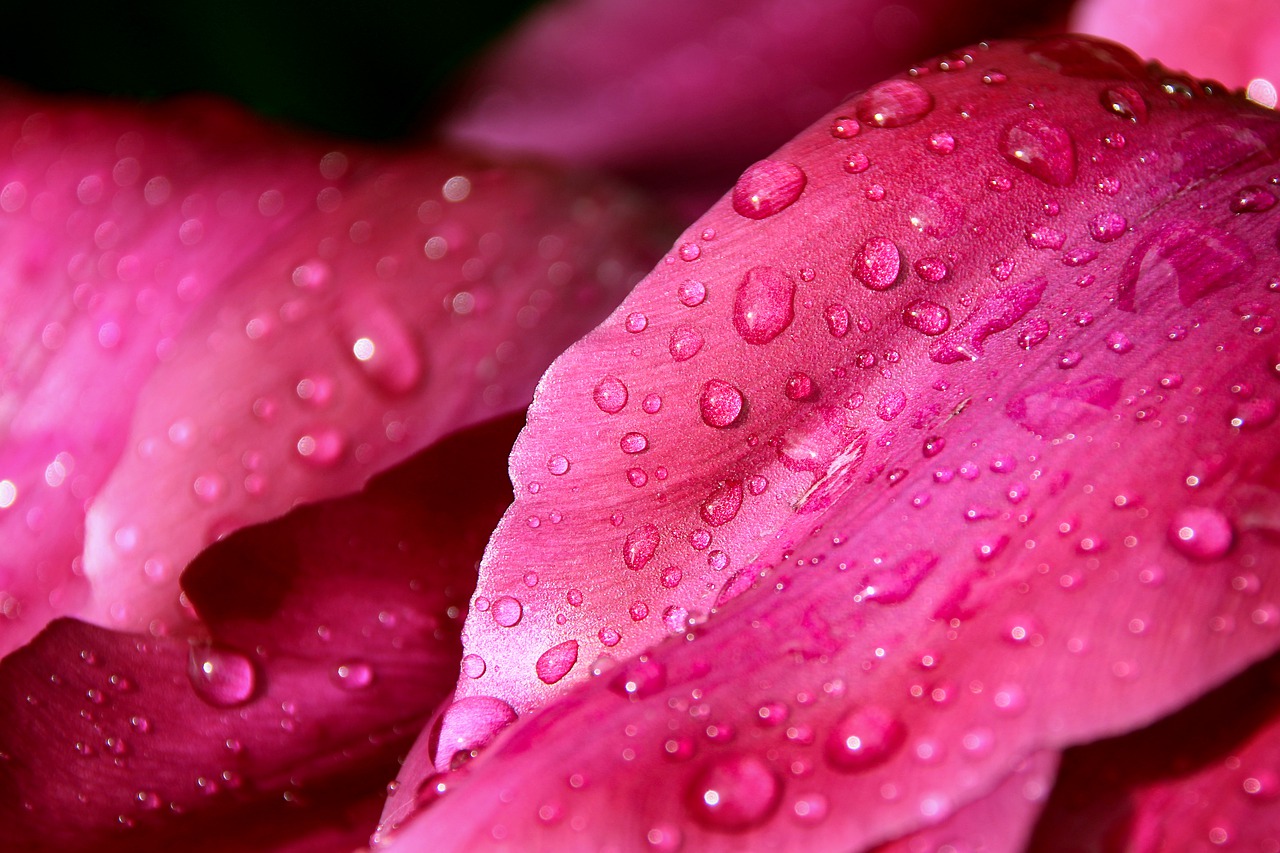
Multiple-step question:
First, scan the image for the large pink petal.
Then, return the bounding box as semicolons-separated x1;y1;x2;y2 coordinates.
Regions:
1073;0;1280;100
441;0;1070;211
1029;652;1280;851
0;87;668;653
0;90;336;655
387;37;1280;849
0;414;521;852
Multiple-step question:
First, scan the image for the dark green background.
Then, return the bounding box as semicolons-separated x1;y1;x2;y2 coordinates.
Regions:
2;2;541;139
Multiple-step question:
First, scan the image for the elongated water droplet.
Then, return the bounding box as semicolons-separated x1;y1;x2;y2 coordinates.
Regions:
700;480;744;527
332;660;374;690
732;160;806;219
1100;86;1148;123
903;300;951;335
623;523;661;571
733;267;796;345
434;696;518;771
1168;507;1234;560
854;80;934;128
535;640;579;685
1000;116;1077;186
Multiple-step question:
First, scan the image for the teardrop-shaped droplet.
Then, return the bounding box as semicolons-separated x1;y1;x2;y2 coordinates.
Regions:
434;696;518;772
535;640;579;685
623;523;661;571
1000;116;1077;186
733;267;796;345
344;305;424;395
732;160;806;220
1100;85;1148;123
854;80;934;128
824;705;905;772
188;645;257;708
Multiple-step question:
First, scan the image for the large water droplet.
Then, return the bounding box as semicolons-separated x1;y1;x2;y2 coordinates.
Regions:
733;267;795;345
1168;507;1234;560
434;696;518;771
700;480;744;527
535;640;579;685
491;595;524;627
593;375;629;414
188;645;257;708
732;160;806;219
1117;221;1253;310
700;380;745;428
1000;117;1077;186
669;327;705;361
853;238;903;290
623;523;661;571
824;706;905;771
854;80;934;128
686;755;782;831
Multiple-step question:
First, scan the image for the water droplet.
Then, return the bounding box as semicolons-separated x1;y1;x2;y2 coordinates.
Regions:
1168;507;1234;560
932;277;1047;363
624;523;661;571
1000;116;1077;186
1090;211;1128;242
491;596;523;627
844;152;871;174
923;436;946;457
858;551;937;604
626;312;649;333
825;304;851;338
733;267;796;345
928;131;956;154
461;653;486;679
669;327;705;361
732;160;806;219
661;566;683;589
296;428;346;467
547;455;570;476
434;696;518;771
1100;86;1148;123
679;242;701;262
1117;221;1253;310
620;432;650;454
332;660;374;690
700;480;744;527
593;375;629;414
188;645;257;708
830;116;860;138
1105;331;1133;354
824;705;904;772
686;755;782;831
854;80;934;128
345;308;423;395
599;627;622;646
902;300;951;335
853;238;902;290
785;373;814;400
663;605;689;634
913;257;949;282
629;601;649;621
699;380;745;428
535;640;579;685
679;280;707;307
1231;185;1277;213
609;656;667;698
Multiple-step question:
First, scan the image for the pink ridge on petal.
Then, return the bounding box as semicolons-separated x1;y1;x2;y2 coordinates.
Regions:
392;37;1280;849
0;415;520;852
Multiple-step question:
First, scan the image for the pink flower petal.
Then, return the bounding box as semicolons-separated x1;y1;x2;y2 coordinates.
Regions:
0;415;520;851
442;0;1071;207
392;37;1280;848
1073;0;1280;100
0;88;667;652
1029;652;1280;850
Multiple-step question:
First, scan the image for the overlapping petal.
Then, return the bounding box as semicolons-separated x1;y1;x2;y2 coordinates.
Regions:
0;87;669;654
383;37;1280;849
0;414;521;852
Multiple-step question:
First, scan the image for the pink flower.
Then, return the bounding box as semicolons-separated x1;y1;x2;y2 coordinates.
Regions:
2;4;1279;852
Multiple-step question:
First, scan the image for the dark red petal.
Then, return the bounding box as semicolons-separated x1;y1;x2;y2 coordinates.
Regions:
0;415;520;852
0;87;666;652
1029;652;1280;851
398;38;1280;849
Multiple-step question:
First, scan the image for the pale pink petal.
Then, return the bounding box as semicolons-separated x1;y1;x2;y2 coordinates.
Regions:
385;37;1280;849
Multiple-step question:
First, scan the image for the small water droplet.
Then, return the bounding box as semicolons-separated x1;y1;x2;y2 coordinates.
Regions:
535;640;579;685
699;380;745;428
928;131;956;154
669;327;705;361
785;373;814;400
620;432;650;454
332;660;374;690
547;455;570;476
855;80;934;128
491;596;523;627
296;428;346;467
732;160;806;219
1090;211;1128;242
824;706;904;771
830;116;860;138
853;238;902;290
913;257;949;282
593;375;629;414
825;304;851;338
188;645;257;708
686;754;782;831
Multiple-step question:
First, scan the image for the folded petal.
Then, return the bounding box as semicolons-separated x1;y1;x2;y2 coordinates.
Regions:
396;37;1280;849
441;0;1071;210
0;87;668;653
1029;651;1280;851
0;414;521;852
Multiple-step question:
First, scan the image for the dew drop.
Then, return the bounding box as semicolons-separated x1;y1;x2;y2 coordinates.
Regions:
1000;116;1077;186
434;696;518;772
610;656;667;698
902;300;951;335
785;373;814;400
733;267;796;345
679;280;707;307
732;160;807;219
913;257;949;282
547;455;570;476
686;755;783;831
854;80;934;128
461;653;486;679
593;375;629;414
620;432;650;454
296;428;346;467
1100;86;1148;123
928;131;956;154
825;304;851;338
491;596;524;628
1090;211;1128;242
623;523;661;571
188;645;257;708
700;380;745;428
1168;507;1234;560
853;238;902;290
332;660;374;690
345;308;423;395
1231;185;1277;213
535;640;579;685
824;706;905;772
669;327;705;361
700;480;744;527
830;116;860;138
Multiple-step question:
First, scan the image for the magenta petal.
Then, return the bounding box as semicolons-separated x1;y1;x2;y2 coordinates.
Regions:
441;0;1070;200
1030;653;1280;851
0;416;520;851
405;38;1280;848
13;102;664;641
0;91;337;654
